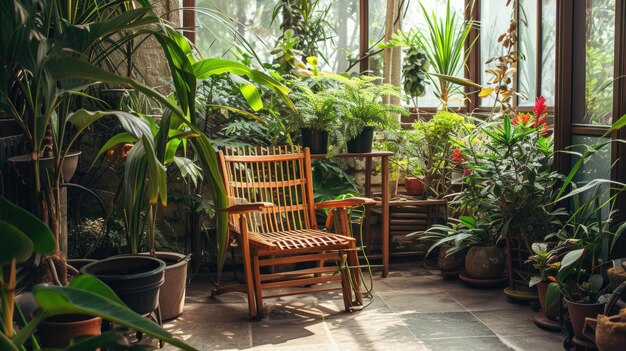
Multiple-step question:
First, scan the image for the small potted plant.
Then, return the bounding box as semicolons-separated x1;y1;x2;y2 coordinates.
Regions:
338;76;406;153
527;242;560;327
284;77;342;154
412;216;505;282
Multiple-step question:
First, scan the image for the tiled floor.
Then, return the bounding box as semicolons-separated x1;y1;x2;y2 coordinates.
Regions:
161;262;564;351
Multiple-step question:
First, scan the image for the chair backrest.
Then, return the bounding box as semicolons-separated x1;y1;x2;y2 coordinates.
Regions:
217;145;317;234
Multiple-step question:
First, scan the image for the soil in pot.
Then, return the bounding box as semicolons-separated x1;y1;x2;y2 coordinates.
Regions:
404;177;425;196
566;299;605;341
140;252;190;321
347;126;374;153
300;128;329;154
464;246;505;280
37;314;102;348
81;256;165;316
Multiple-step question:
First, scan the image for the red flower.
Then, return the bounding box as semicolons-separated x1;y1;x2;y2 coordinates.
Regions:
463;166;472;176
512;113;531;125
451;148;464;164
533;96;547;119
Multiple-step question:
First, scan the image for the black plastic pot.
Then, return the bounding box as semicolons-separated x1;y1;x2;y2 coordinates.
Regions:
80;256;165;315
300;128;329;154
347;126;374;153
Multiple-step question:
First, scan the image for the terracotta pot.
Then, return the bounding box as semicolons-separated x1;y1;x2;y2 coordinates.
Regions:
537;282;559;320
140;252;190;320
584;314;626;351
464;246;505;279
566;299;605;341
404;176;425;196
37;314;102;348
438;245;464;272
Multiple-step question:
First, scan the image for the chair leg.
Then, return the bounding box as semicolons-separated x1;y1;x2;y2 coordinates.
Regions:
347;244;363;306
252;254;265;317
339;250;353;312
241;238;257;318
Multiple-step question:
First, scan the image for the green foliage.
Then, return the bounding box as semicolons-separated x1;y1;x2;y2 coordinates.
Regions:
333;76;406;140
311;159;360;203
402;46;430;101
382;0;477;109
272;0;334;63
412;215;493;257
284;76;343;132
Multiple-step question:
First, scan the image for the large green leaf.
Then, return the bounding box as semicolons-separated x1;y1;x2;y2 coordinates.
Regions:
560;248;584;270
0;221;33;264
0;196;55;256
68;275;127;307
94;132;139;161
33;284;197;351
545;282;560;311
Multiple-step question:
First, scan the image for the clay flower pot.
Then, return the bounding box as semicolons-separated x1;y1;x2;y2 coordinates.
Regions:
404;176;425;196
438;245;464;273
464;246;505;279
537;281;559;320
140;251;190;320
566;299;605;341
37;314;102;348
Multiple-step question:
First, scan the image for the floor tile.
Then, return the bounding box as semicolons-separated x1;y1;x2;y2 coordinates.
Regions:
500;334;563;351
421;336;513;351
401;312;495;340
472;309;545;336
379;291;464;313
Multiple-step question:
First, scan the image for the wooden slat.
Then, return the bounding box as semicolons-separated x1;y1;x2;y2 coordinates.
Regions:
263;284;341;298
260;266;339;282
261;275;342;290
257;252;341;267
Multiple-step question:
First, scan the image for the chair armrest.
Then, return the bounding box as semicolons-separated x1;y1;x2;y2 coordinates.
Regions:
315;197;376;209
218;202;274;215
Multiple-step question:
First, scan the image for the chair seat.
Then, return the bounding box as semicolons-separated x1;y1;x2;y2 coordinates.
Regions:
252;229;353;251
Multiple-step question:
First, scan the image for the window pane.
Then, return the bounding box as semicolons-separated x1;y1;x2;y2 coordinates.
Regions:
540;0;557;105
367;0;386;76
195;0;280;65
480;1;513;107
518;0;538;106
317;0;359;73
403;0;465;108
574;0;615;125
570;135;611;217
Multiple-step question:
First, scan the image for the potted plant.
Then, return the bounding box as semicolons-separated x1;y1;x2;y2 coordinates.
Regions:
458;100;560;297
284;76;342;154
527;242;560;328
339;76;406;153
412;216;505;282
0;195;197;350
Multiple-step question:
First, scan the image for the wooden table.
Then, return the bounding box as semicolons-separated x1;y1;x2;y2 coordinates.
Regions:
312;151;394;277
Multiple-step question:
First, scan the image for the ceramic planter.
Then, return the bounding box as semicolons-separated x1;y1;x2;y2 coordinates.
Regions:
566;299;605;341
37;314;102;348
81;256;165;315
404;176;425;196
7;150;81;182
438;245;464;273
464;246;505;279
140;252;190;320
347;126;374;153
300;128;329;154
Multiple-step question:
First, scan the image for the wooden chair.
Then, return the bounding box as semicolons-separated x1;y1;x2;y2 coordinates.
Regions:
213;145;374;318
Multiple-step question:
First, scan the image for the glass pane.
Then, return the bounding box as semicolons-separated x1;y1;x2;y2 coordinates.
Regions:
402;0;466;108
195;0;280;65
318;0;360;73
518;0;538;106
368;0;386;76
570;135;611;217
575;0;615;125
540;0;557;105
480;1;513;107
